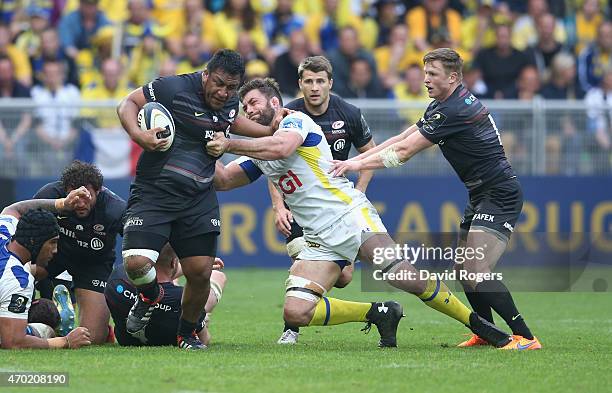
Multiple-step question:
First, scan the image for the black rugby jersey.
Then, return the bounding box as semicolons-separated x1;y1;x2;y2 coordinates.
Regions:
135;72;239;209
34;182;126;265
416;84;515;191
285;94;372;160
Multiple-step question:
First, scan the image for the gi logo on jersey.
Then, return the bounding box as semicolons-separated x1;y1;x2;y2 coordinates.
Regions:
420;111;447;134
8;294;28;313
333;139;346;151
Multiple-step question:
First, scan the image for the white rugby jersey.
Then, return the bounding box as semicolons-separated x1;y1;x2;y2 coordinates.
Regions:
238;111;369;234
0;215;34;320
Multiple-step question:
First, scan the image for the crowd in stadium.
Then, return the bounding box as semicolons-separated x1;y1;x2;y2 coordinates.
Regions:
0;0;610;177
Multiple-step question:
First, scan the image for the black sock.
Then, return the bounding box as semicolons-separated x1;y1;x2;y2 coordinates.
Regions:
138;279;160;302
178;318;197;338
284;322;299;333
465;290;494;324
475;280;534;339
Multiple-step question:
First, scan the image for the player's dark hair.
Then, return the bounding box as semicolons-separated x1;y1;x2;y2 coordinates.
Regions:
298;56;333;80
206;49;245;78
28;298;61;329
423;48;463;80
60;160;103;192
239;77;283;106
13;209;59;263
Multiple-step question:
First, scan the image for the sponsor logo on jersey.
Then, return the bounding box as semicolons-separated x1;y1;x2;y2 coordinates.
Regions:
120;287;172;312
76;225;83;231
204;130;215;140
210;218;220;227
306;241;321;248
281;118;302;130
93;224;104;232
333;139;346;151
125;217;143;228
8;294;28;313
503;222;514;232
91;279;106;288
229;109;236;119
212;115;218;122
59;226;77;239
90;238;104;250
420;111;447;134
473;213;495;222
332;120;344;129
147;82;156;101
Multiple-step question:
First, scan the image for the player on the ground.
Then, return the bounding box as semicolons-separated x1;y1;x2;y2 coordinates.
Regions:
271;56;377;342
104;243;226;347
0;192;92;349
116;49;286;350
329;48;541;350
208;78;512;348
33;160;126;344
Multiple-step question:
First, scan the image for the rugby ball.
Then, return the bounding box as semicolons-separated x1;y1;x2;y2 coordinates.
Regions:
137;102;175;151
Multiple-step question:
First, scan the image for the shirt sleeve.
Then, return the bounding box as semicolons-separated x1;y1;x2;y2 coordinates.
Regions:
416;104;458;144
0;269;33;320
0;215;18;242
351;110;372;149
142;75;184;110
278;113;309;142
233;156;263;183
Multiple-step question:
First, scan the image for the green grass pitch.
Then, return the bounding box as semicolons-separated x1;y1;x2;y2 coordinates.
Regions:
2;268;611;393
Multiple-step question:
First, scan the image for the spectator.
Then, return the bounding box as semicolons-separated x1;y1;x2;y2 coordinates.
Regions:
262;0;305;62
540;52;586;175
372;0;404;48
461;0;499;58
127;32;169;87
393;64;429;125
462;64;487;98
541;52;585;100
244;59;270;82
340;57;390;99
15;6;50;60
578;21;612;92
119;0;160;58
81;58;132;178
0;23;32;86
272;29;312;97
327;25;380;97
512;0;566;51
304;0;364;54
213;0;268;54
158;58;177;77
176;32;210;75
236;31;265;64
405;0;462;52
31;28;79;88
374;23;422;90
572;0;603;56
149;0;185;56
0;55;32;177
507;65;541;100
182;0;216;53
30;60;81;176
527;13;564;82
473;23;533;99
584;67;612;174
58;0;111;60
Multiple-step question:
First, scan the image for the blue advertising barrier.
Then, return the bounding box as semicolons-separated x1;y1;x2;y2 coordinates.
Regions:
13;176;612;267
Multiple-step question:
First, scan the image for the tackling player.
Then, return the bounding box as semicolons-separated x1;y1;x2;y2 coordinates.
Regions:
270;56;377;343
0;191;92;349
105;244;226;347
33;160;126;344
208;78;512;348
329;48;541;350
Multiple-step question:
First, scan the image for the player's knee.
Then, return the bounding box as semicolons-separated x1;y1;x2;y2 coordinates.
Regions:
183;261;212;285
334;269;353;288
283;303;313;327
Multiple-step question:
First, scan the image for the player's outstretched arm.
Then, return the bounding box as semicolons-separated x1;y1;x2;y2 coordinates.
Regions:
230;109;292;137
0;317;91;349
354;139;377;193
330;129;433;176
350;124;419;162
214;160;259;191
1;187;92;219
207;130;303;160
